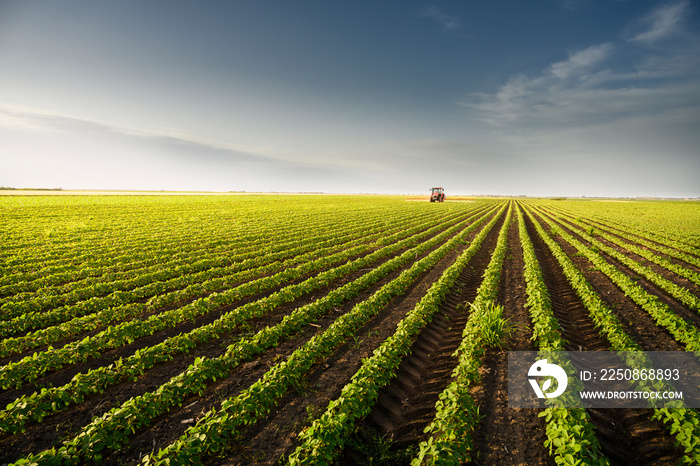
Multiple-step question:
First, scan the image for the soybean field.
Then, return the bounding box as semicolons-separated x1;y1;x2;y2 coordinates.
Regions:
1;194;699;465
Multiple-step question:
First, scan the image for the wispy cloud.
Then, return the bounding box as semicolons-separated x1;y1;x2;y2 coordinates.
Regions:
464;1;700;129
0;103;389;180
0;104;354;192
461;43;618;126
417;5;459;32
457;2;700;197
466;49;700;130
549;43;614;79
627;0;690;44
0;105;65;133
0;104;284;163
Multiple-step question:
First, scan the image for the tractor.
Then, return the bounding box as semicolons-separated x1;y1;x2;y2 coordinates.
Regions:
430;187;445;202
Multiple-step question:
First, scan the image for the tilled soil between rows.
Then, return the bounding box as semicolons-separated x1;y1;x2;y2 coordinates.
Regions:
0;220;464;464
526;211;685;466
2;203;696;466
543;208;700;297
340;210;506;464
547;208;700;275
207;210;501;465
470;213;553;466
539;209;700;330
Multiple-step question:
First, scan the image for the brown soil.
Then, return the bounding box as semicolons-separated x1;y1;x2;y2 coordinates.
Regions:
340;211;505;465
1;203;696;466
549;206;700;273
0;225;448;464
539;209;700;331
544;207;700;299
470;215;553;466
209;211;501;466
526;211;685;466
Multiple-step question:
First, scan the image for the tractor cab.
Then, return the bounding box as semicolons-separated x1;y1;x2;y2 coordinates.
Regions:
430;187;445;202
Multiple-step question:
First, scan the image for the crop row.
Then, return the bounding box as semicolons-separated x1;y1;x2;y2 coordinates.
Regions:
0;202;438;316
0;195;336;267
0;197;438;295
136;205;505;465
4;196;696;465
29;206;500;464
411;202;513;465
548;206;700;287
523;206;616;465
537;207;700;310
529;207;700;353
0;205;481;392
285;203;506;464
544;202;700;264
516;204;606;466
4;205;497;447
0;206;417;313
0;208;458;356
0;210;265;293
0;231;357;338
543;204;700;275
523;205;700;464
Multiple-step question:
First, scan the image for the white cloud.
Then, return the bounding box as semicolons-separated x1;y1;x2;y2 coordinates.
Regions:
462;44;620;126
0;103;407;192
0;104;267;157
465;24;699;129
0;105;64;132
465;2;700;132
456;3;700;197
549;43;614;79
628;0;690;44
417;5;459;31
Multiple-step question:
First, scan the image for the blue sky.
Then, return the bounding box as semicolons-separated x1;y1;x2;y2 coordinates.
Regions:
1;1;698;197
